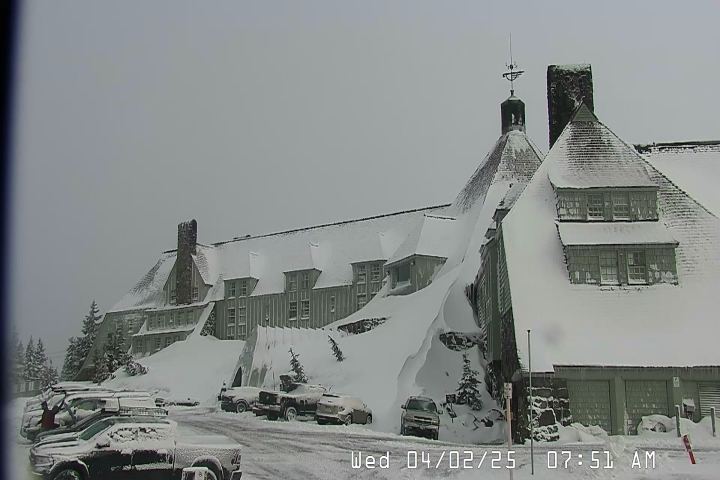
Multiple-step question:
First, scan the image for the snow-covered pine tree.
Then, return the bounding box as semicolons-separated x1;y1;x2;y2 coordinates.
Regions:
24;337;43;382
61;337;83;381
41;359;59;388
11;325;25;384
456;351;483;411
327;335;344;362
200;309;216;336
35;339;50;386
76;301;102;370
288;348;308;383
92;348;109;384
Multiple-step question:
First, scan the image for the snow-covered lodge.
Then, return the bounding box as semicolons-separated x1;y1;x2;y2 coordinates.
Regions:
76;63;720;437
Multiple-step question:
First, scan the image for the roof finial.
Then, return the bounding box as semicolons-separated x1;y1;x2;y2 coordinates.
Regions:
502;33;524;96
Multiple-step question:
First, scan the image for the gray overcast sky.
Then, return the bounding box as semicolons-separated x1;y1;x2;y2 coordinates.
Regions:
9;0;720;364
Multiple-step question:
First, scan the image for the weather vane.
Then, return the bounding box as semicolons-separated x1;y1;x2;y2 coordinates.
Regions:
502;33;524;96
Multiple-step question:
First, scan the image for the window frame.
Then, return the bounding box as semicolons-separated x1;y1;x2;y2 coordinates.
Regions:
329;296;336;314
599;250;619;285
192;286;199;301
627;250;647;284
289;274;298;292
289;301;298;320
302;272;310;289
226;281;236;298
239;280;247;296
301;299;310;319
611;193;630;220
358;296;367;309
396;263;411;284
586;193;604;220
227;306;236;325
226;324;235;339
357;265;366;284
238;306;247;325
370;264;381;282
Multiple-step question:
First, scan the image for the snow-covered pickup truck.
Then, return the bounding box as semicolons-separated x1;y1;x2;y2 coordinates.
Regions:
28;415;242;480
257;383;326;421
220;386;262;414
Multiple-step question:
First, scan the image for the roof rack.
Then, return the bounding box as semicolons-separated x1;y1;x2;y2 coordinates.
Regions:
116;406;169;417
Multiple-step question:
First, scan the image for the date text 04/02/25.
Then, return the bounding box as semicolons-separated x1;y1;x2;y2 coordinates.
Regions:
350;451;517;469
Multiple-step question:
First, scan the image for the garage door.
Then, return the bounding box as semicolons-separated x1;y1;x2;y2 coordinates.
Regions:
567;380;612;434
625;380;668;435
699;383;720;418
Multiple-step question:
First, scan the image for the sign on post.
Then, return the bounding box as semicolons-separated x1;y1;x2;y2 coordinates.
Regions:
504;383;512;398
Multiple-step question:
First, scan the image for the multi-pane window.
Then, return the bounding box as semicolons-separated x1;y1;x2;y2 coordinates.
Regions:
170;289;177;304
330;296;336;314
169;313;175;328
627;251;647;284
371;264;381;282
357;283;366;295
301;300;310;318
370;283;380;297
192;287;199;301
145;339;150;353
302;272;310;289
559;193;584;219
227;325;235;338
226;282;236;298
238;306;247;325
289;275;297;292
587;194;604;219
165;337;171;348
289;301;298;319
238;325;246;338
227;307;236;325
158;315;165;329
357;266;366;284
358;296;367;309
239;280;247;296
155;338;161;351
599;250;619;285
177;312;185;326
136;341;143;354
612;194;630;220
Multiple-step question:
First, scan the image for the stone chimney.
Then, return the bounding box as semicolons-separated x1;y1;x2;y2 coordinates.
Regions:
176;220;197;304
547;64;594;148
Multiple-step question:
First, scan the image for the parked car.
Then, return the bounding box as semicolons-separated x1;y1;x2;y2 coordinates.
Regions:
22;391;153;441
28;415;243;480
25;384;111;412
400;396;440;440
33;397;166;443
220;386;262;413
316;393;373;425
257;382;327;421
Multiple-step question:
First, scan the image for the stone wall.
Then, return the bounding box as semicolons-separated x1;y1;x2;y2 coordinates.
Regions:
176;220;197;305
547;64;594;148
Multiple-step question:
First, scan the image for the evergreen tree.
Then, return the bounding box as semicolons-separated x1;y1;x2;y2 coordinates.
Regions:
11;325;25;384
61;337;83;381
41;359;59;388
76;301;103;371
24;337;41;381
328;335;344;362
288;348;308;383
456;352;483;411
92;348;109;384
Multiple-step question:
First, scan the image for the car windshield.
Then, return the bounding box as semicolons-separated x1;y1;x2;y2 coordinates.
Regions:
78;419;114;441
407;399;436;413
74;411;104;430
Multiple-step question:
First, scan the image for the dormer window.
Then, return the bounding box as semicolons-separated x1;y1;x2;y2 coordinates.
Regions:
239;280;247;296
611;193;630;220
302;272;310;289
170;289;177;304
371;264;381;282
192;287;199;301
289;275;297;292
226;282;236;298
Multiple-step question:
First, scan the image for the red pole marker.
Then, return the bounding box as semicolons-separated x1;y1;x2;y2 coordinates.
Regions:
682;434;696;465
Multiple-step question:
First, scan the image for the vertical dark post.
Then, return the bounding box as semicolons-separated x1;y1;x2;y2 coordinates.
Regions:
547;64;594;148
528;330;534;475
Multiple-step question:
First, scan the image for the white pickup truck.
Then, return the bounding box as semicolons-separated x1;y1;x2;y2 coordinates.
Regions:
28;415;242;480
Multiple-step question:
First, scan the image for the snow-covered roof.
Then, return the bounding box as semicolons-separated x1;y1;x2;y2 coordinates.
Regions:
637;141;720;217
502;112;720;371
547;104;657;189
109;252;176;313
111;206;447;314
557;221;678;246
447;130;544;216
386;214;457;266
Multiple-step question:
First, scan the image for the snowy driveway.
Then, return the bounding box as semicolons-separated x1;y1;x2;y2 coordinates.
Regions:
172;408;720;480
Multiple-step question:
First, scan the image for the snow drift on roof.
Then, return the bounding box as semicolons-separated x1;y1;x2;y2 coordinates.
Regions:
502;137;720;371
557;221;678;246
639;142;720;217
109;252;176;313
386;215;457;266
548;105;657;189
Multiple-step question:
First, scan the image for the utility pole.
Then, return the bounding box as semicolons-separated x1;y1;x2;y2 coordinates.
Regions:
528;330;534;475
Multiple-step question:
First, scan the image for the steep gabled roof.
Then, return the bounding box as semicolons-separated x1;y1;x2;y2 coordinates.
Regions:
109;252;176;313
637;141;720;217
447;130;543;216
548;104;657;189
501;112;720;371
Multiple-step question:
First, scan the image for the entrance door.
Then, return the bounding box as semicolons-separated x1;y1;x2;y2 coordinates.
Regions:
699;383;720;418
625;380;668;435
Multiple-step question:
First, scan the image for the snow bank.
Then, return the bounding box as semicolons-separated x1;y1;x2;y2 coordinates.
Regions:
102;335;244;404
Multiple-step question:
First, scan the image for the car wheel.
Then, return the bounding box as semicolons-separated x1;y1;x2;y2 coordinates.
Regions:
366;414;372;425
267;412;279;421
53;469;82;480
235;401;248;413
192;461;221;480
317;418;327;425
284;406;298;421
343;415;352;426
